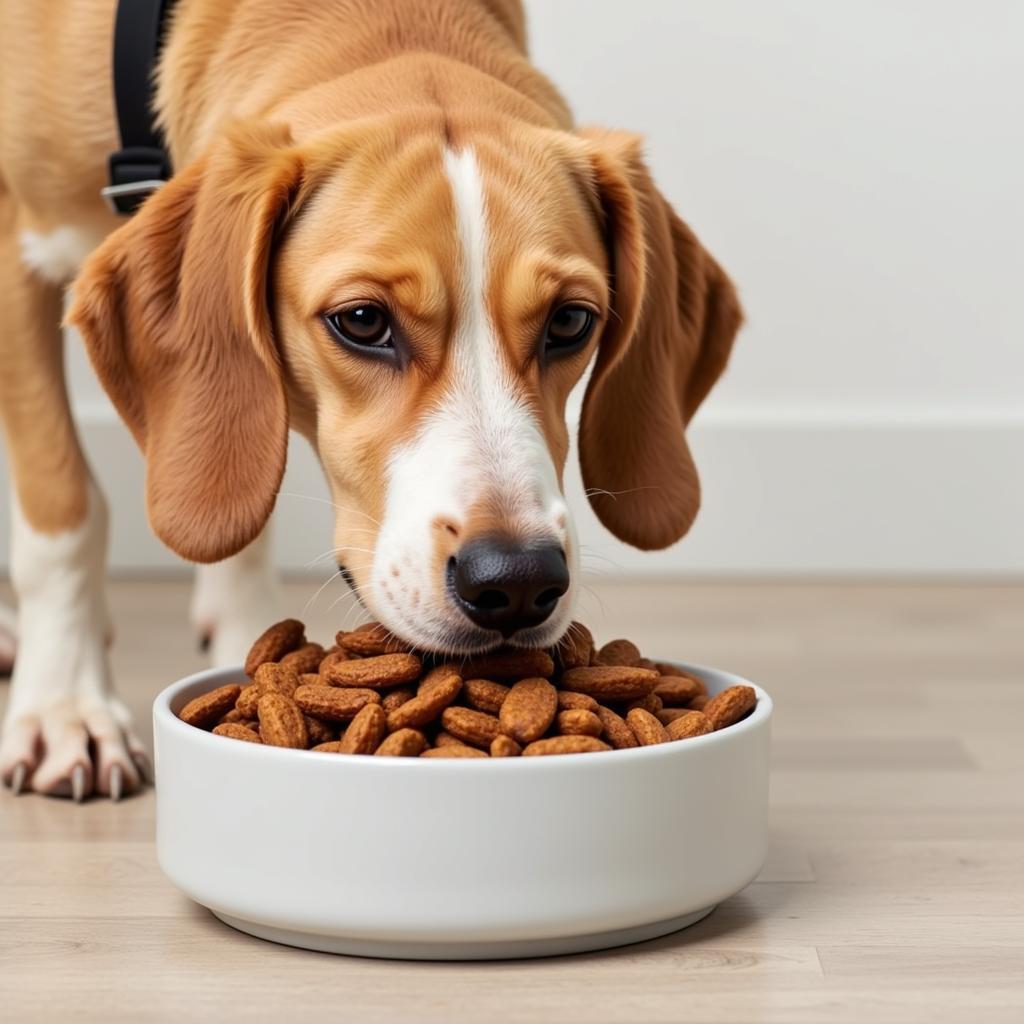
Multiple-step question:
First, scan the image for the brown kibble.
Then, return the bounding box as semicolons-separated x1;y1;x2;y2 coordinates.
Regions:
257;692;309;749
381;687;415;713
212;722;262;743
522;736;611;756
280;643;326;675
236;663;301;717
421;745;488;759
594;638;642;667
626;692;663;715
310;740;347;753
704;685;757;730
318;648;350;675
244;619;305;676
561;665;659;701
322;652;422;689
179;684;242;728
626;707;670;746
657;707;702;726
336;623;413;657
553;622;594;670
460;649;555;680
294;684;381;722
594;705;638;749
462;678;511;714
490;735;522;757
688;694;710;711
654;674;703;707
217;706;253;726
303;714;336;745
556;709;603;737
387;672;462;731
339;704;388;754
557;691;598;712
667;711;713;740
499;678;558;744
375;729;428;757
440;707;504;749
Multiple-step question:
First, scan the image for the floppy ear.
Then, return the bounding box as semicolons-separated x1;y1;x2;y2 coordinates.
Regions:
67;124;305;563
576;129;743;550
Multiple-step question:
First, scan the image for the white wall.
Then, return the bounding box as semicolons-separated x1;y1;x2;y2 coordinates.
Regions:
1;1;1021;575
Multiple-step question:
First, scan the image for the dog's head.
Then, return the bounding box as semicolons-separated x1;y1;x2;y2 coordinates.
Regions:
69;117;741;653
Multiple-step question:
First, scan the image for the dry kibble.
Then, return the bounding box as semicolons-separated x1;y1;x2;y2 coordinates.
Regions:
179;684;242;728
462;678;511;714
490;735;522;757
626;707;670;746
382;687;416;713
244;619;305;676
387;673;462;731
626;692;663;715
561;665;659;701
461;649;555;680
336;623;412;657
666;711;713;740
441;707;504;749
375;729;428;757
499;678;557;744
556;709;603;737
704;685;757;730
557;691;598;712
323;652;422;689
594;638;642;667
212;722;262;743
421;745;488;759
654;674;703;707
294;684;381;722
595;705;639;750
257;692;309;749
522;736;611;756
553;622;594;670
181;619;756;759
339;704;388;754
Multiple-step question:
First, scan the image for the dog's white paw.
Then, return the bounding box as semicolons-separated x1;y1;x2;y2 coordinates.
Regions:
1;483;147;801
190;528;281;668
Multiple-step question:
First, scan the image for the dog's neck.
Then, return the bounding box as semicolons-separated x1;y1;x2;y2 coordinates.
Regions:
156;0;571;163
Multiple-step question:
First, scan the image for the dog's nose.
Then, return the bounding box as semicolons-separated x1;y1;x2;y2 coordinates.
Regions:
450;538;569;636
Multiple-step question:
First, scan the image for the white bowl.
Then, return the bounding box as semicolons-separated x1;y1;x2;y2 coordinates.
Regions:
154;662;772;960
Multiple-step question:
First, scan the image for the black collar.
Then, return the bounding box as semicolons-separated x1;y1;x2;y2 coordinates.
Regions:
103;0;178;215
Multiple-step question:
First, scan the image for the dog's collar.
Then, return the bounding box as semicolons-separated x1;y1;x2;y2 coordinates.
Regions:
102;0;178;216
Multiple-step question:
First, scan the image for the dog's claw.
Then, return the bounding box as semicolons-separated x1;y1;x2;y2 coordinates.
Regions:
71;763;88;803
11;762;28;796
109;763;124;802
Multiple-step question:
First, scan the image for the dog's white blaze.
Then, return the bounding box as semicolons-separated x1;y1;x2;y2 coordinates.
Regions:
369;148;573;648
19;225;105;284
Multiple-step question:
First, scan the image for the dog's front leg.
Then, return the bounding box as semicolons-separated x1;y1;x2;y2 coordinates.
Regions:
0;209;147;799
190;523;282;667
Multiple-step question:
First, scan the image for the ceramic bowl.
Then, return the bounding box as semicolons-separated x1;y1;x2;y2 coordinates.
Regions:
154;661;771;959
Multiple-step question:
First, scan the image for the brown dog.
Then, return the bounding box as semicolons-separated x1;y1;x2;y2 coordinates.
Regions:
0;0;741;799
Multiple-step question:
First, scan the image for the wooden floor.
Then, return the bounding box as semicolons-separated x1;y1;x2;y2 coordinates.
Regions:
1;579;1022;1023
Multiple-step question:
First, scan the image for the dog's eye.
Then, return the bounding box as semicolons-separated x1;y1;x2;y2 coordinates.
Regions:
544;304;595;354
324;304;393;349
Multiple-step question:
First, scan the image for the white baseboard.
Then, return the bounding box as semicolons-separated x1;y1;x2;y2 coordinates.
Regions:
1;408;1020;576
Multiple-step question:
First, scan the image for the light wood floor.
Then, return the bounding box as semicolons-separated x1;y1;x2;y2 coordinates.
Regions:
1;579;1022;1023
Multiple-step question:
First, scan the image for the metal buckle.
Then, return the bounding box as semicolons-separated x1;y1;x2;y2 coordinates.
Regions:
101;178;166;215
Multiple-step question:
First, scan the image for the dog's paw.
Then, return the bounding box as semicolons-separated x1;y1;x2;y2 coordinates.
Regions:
0;639;148;801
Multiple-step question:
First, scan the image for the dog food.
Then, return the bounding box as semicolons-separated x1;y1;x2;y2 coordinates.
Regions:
178;619;757;757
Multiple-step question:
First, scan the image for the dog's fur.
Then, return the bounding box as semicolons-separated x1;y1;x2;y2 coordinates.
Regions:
0;0;741;798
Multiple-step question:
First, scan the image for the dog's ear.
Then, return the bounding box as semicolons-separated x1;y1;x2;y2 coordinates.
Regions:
68;124;306;563
575;129;743;550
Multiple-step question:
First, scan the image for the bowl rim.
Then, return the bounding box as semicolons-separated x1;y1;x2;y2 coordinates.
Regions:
154;661;772;771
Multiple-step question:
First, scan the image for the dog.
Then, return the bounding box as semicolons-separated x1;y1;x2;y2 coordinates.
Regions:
0;0;742;799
